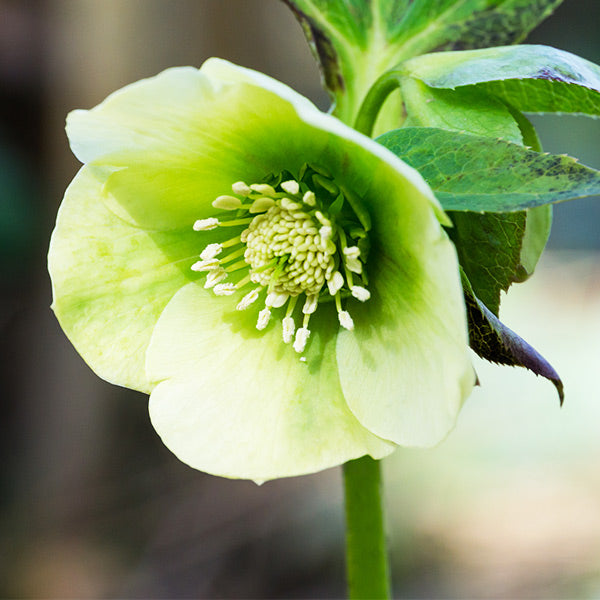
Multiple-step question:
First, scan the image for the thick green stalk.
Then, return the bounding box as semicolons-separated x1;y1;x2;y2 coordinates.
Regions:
343;456;391;599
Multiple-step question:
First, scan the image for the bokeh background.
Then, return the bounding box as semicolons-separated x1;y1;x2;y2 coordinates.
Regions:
1;1;600;597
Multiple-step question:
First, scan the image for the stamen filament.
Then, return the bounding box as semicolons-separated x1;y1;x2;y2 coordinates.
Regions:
235;274;252;289
253;258;279;274
225;259;249;273
219;247;246;264
222;235;242;248
218;217;253;227
285;295;299;318
335;292;343;313
337;227;356;287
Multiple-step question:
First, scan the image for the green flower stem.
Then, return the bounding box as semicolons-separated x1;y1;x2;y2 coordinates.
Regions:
343;456;391;599
353;71;402;137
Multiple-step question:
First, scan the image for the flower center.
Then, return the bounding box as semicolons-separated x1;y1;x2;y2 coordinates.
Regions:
191;165;371;354
244;202;335;297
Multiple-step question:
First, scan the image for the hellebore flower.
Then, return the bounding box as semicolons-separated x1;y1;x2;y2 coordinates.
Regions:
48;59;475;481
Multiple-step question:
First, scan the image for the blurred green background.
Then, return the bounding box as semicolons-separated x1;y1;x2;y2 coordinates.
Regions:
1;1;599;597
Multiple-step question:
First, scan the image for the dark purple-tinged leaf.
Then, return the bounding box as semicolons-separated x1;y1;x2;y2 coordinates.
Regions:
462;270;564;403
403;44;600;116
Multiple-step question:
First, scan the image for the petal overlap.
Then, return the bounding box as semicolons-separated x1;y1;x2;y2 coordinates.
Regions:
146;283;395;481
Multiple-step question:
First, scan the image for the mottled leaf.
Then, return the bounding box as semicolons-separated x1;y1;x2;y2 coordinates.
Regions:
447;211;525;315
462;270;564;403
399;79;530;313
403;44;600;116
377;127;600;212
282;1;563;124
393;0;563;54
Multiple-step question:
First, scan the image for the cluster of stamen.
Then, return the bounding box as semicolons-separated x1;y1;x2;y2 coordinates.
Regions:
191;166;371;354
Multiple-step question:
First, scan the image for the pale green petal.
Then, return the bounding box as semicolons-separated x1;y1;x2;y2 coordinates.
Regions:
66;65;324;230
53;59;472;476
66;67;296;229
48;167;206;392
67;61;449;230
146;283;395;481
336;159;476;447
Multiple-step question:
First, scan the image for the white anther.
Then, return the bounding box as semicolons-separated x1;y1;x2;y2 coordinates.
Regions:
323;238;337;254
236;288;260;310
302;294;319;314
351;286;371;302
293;327;310;353
281;180;300;195
266;291;290;308
213;283;237;296
319;225;333;241
193;217;219;231
280;198;301;211
282;317;296;343
343;246;361;259
315;211;330;226
204;268;227;288
250;197;276;213
200;243;223;260
338;310;354;331
302;191;316;206
256;307;271;330
191;258;220;271
327;271;344;295
212;195;242;210
250;183;277;197
232;181;251;196
345;256;363;274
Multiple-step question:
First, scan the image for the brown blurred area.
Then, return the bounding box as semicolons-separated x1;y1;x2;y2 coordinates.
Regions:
1;1;600;598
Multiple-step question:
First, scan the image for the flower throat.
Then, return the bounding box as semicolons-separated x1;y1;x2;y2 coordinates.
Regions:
191;165;371;354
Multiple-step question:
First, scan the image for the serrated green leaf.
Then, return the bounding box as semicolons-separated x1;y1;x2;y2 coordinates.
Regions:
403;44;600;116
447;211;526;315
399;78;540;313
282;1;563;125
377;127;600;212
461;270;564;404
